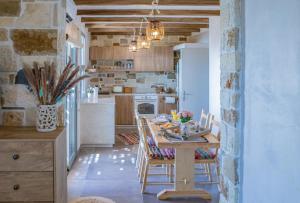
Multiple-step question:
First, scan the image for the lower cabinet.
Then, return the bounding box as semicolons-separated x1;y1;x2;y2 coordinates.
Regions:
115;95;135;125
158;95;178;114
0;128;67;203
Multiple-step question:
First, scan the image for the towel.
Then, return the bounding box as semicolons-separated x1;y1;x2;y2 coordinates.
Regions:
165;96;176;104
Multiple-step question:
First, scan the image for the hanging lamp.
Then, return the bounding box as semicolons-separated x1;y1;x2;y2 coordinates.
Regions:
146;0;165;41
129;29;138;52
137;18;151;49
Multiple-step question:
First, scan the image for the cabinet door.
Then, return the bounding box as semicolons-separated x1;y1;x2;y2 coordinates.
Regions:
102;47;114;60
113;46;134;60
134;48;153;71
153;47;174;71
134;46;173;71
115;96;134;125
158;96;178;114
89;47;97;60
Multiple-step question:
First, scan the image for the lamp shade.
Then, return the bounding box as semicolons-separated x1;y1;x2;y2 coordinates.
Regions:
137;34;151;49
146;20;164;41
128;40;138;52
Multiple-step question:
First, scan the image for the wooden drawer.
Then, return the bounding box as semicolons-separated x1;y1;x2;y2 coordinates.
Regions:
0;141;53;171
0;172;53;202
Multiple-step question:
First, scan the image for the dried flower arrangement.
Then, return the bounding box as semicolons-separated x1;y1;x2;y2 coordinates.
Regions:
23;58;89;132
23;58;89;105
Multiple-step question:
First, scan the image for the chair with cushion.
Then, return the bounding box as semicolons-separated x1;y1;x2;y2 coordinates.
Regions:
195;119;221;184
137;117;175;193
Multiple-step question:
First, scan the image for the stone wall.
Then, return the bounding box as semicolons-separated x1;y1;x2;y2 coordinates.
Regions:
219;0;243;202
0;0;66;126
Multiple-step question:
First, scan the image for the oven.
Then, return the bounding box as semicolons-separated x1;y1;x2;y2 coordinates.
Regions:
134;94;158;117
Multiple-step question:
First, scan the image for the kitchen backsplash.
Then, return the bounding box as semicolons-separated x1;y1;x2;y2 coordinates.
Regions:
89;72;177;93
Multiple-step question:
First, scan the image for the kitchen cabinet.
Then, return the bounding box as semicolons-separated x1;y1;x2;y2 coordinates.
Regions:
134;46;174;72
113;46;134;59
80;97;115;146
89;46;134;60
89;46;114;60
90;46;174;71
0;127;67;203
115;95;135;125
158;95;178;114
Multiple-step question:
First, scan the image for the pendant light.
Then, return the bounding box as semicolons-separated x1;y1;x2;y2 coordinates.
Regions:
137;18;151;49
129;29;138;52
146;0;165;41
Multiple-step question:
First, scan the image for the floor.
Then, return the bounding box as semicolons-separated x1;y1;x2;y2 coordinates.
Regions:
68;133;220;203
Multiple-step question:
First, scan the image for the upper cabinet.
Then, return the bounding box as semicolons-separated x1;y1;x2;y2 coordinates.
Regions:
134;46;174;72
89;46;114;60
113;46;135;60
89;46;174;72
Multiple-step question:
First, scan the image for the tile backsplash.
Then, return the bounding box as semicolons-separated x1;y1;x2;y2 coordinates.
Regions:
89;71;177;93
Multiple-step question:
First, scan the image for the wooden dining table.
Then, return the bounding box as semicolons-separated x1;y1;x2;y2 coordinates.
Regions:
146;118;220;200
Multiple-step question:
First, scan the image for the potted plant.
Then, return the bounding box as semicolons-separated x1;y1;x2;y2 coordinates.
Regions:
24;58;89;132
177;111;193;123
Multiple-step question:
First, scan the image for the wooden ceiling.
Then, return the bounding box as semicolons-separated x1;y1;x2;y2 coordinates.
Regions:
74;0;220;37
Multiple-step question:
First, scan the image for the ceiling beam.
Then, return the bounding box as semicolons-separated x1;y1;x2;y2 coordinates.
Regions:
85;23;209;29
88;28;200;33
74;0;219;6
91;32;192;36
77;9;220;16
81;17;209;23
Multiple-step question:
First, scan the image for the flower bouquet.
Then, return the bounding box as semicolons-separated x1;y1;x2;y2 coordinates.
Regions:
23;58;89;132
177;111;193;123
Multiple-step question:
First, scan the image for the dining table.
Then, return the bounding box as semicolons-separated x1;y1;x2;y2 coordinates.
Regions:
146;118;220;200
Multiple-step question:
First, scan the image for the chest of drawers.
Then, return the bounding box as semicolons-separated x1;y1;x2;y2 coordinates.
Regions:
0;127;67;203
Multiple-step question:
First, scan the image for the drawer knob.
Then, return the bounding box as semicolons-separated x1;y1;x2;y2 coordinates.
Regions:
13;184;20;190
12;154;20;160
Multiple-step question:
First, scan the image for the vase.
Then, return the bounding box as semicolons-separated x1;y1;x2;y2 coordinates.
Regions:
36;105;57;132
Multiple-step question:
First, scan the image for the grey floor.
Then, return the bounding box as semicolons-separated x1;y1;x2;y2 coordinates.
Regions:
68;142;220;203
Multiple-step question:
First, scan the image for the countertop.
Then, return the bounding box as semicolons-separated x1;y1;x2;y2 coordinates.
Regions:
0;127;65;140
99;92;178;97
81;96;115;104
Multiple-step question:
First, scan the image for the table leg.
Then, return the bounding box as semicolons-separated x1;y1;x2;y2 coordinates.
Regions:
157;148;212;200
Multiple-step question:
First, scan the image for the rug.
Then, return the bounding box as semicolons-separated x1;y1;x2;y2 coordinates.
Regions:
70;196;115;203
116;132;139;145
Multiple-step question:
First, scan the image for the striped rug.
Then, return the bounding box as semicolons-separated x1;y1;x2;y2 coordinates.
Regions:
116;132;139;145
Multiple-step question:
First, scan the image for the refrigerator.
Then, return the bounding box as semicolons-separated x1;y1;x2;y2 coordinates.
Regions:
174;43;209;121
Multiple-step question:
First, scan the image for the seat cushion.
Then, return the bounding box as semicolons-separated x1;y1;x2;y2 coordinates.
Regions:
147;136;175;160
195;148;216;160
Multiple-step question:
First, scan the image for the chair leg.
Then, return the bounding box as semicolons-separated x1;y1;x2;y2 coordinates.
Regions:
139;158;146;183
135;143;141;169
168;164;174;183
207;163;212;182
141;161;149;193
138;154;145;180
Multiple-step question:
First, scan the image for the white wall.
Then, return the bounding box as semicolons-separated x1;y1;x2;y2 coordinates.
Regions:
243;1;300;203
188;29;209;44
209;17;221;120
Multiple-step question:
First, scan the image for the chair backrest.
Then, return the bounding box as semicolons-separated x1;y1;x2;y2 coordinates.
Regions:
136;116;151;156
210;119;221;141
199;109;214;129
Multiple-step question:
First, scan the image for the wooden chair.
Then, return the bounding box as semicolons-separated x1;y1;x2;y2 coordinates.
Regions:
137;117;175;193
199;109;214;129
195;119;221;184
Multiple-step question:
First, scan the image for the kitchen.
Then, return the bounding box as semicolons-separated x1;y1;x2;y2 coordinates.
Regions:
0;0;220;202
71;0;217;201
4;0;299;203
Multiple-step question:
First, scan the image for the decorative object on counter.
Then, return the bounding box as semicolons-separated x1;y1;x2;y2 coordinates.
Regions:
129;29;138;52
146;0;165;41
36;104;57;132
177;111;193;123
23;58;89;132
